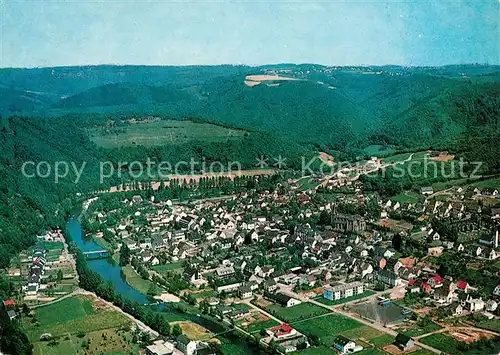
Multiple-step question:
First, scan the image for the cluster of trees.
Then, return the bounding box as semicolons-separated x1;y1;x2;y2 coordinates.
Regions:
0;275;32;354
69;243;172;336
129;257;150;280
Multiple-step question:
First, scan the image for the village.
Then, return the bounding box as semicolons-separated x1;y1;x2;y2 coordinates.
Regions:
4;153;500;355
43;153;499;355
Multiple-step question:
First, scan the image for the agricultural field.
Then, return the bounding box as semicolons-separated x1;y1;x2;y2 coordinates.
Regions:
88;119;247;148
314;290;376;306
265;302;330;323
23;295;135;354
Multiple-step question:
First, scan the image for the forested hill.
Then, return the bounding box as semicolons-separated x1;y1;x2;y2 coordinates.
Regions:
1;64;498;152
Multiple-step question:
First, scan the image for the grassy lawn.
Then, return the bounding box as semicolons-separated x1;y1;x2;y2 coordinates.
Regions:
467;177;500;190
392;191;423;203
219;342;253;355
420;333;462;353
294;176;321;191
383;153;412;163
369;334;395;347
171;321;214;340
89;119;246;148
93;235;115;251
363;145;396;157
189;289;217;299
245;319;279;333
35;296;94;325
122;265;160;295
476;318;500;332
293;313;363;346
290;346;334;355
418;333;500;354
44;283;76;294
399;320;441;337
340;325;385;340
265;302;330;323
410;350;437;355
232;303;251;312
152;262;184;272
314;290;375;306
38;241;65;250
152;262;185;275
23;296;131;342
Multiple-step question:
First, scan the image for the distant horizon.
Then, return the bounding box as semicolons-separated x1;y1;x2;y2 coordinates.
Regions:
1;62;499;71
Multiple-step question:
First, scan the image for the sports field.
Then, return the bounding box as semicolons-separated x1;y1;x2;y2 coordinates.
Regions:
292;313;364;346
265;302;330;323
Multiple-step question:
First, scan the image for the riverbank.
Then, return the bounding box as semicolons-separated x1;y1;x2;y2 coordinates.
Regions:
65;216;260;354
122;264;161;296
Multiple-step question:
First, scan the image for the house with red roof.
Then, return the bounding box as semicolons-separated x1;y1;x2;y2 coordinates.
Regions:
298;194;310;205
267;324;297;339
457;280;469;293
421;282;432;294
2;299;15;308
427;275;444;288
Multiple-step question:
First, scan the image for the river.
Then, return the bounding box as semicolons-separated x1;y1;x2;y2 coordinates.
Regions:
66;216;258;354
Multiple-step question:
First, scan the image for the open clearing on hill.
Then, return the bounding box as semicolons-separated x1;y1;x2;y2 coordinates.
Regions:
244;74;300;86
88;119;247;148
430;154;456;162
319;152;335;167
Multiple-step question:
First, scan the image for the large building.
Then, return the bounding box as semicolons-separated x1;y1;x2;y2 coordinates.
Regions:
377;269;402;287
323;282;364;301
329;208;366;233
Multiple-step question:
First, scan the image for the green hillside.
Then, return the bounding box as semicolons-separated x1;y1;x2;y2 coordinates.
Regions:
54;83;195;108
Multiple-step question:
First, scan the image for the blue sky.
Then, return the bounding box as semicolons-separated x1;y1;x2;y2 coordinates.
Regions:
1;0;498;68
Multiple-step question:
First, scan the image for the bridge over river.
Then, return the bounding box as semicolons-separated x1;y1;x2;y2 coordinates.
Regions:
82;249;110;259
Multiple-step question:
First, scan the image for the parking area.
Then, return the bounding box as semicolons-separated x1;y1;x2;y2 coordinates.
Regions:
349;300;407;325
